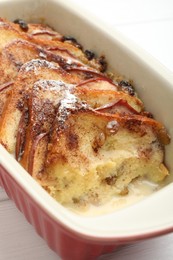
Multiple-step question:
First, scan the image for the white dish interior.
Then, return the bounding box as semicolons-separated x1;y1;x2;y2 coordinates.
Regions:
0;0;173;240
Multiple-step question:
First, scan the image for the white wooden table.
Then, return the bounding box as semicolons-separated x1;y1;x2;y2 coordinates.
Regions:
1;0;173;259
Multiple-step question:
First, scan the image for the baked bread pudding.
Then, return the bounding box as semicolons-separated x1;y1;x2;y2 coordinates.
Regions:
0;18;170;209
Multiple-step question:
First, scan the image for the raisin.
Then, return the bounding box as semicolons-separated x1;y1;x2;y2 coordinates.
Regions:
13;19;29;32
105;176;116;185
62;35;77;42
62;35;83;49
98;55;107;72
84;50;95;60
118;80;135;96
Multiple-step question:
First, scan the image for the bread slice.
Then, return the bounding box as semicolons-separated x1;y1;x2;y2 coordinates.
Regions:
0;18;27;51
0;18;127;119
0;18;107;72
0;38;85;84
13;19;107;72
13;20;62;41
19;79;75;174
19;77;143;177
0;36;108;116
74;87;144;113
0;38;90;116
0;59;78;154
40;110;169;206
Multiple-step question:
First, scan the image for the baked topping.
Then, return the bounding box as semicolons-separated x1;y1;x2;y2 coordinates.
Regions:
0;18;170;211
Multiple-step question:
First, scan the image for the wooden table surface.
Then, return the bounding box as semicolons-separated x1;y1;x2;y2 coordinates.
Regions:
1;0;173;259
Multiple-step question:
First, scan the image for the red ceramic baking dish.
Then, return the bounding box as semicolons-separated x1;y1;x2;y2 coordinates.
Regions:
0;0;173;259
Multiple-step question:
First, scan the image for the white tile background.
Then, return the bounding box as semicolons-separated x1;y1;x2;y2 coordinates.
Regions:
1;0;173;259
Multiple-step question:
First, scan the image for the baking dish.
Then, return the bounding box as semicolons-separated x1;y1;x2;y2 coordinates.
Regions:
0;0;173;259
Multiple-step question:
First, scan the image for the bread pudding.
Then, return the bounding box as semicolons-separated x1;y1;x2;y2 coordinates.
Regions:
0;18;170;209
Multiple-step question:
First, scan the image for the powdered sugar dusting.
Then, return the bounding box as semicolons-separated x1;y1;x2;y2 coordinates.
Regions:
33;80;75;104
66;58;74;65
20;59;59;73
56;85;88;132
33;79;74;92
31;78;88;132
39;51;47;59
32;79;87;128
0;21;6;26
